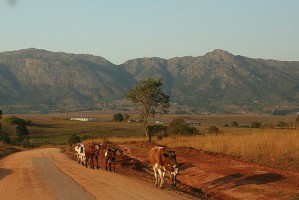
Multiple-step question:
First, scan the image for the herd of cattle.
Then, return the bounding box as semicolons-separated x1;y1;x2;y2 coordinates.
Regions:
74;143;180;188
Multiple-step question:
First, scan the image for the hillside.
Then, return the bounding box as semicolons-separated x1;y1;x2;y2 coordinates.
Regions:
0;48;298;114
0;49;136;113
122;49;299;114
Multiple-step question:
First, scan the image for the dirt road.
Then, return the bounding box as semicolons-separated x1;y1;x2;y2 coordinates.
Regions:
0;148;195;200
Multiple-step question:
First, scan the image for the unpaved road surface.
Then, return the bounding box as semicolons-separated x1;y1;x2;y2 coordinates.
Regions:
116;142;299;200
0;148;195;200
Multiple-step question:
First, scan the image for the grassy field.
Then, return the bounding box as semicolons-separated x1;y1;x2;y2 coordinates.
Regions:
4;112;298;171
157;128;299;171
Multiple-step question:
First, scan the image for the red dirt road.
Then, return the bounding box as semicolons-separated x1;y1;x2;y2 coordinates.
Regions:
0;148;196;200
115;142;299;200
1;142;299;200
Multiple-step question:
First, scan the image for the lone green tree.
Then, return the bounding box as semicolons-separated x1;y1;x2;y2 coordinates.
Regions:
126;78;170;141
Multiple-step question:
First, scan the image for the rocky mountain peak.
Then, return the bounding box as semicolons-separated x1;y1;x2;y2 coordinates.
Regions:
204;49;234;60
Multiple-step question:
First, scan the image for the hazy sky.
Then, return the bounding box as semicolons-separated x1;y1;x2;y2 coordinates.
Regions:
1;0;299;64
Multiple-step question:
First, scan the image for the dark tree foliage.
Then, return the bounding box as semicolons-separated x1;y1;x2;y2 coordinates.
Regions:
276;121;290;128
169;118;199;136
273;109;288;116
208;126;220;134
250;121;262;128
1;116;31;145
124;114;130;122
68;134;81;148
113;113;124;122
147;124;168;141
231;121;239;127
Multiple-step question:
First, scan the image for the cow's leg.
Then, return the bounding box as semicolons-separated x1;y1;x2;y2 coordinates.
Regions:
85;157;88;168
81;155;85;166
158;168;164;189
105;158;108;170
173;174;177;187
153;167;159;187
96;156;99;169
76;155;78;163
109;161;112;172
113;161;115;172
91;157;94;169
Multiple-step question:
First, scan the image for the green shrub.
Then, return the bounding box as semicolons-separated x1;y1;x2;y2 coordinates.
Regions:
68;133;81;148
113;113;124;122
208;126;219;134
169;118;199;136
231;121;239;127
250;121;262;128
147;124;168;141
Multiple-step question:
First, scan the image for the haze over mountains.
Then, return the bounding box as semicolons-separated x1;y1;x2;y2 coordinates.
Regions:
0;48;298;114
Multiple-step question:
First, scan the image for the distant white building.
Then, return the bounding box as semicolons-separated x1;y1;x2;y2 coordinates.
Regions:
70;117;95;122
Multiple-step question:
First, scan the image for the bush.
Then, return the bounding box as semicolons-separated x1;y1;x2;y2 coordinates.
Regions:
231;121;239;127
68;134;81;148
208;126;219;134
169;118;199;136
276;121;289;128
113;113;124;122
0;132;12;144
1;116;31;145
250;121;262;128
147;124;168;141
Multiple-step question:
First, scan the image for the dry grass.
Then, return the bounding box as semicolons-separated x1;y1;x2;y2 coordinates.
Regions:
3;113;298;170
84;137;145;144
157;127;299;171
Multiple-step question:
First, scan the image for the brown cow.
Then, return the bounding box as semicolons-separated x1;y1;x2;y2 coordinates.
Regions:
84;143;101;169
105;148;118;172
149;146;179;188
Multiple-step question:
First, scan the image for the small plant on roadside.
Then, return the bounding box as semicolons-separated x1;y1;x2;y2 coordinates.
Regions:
68;133;81;148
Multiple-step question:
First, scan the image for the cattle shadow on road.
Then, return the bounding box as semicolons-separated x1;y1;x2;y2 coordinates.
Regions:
179;163;194;171
232;173;286;188
0;168;12;180
119;156;152;175
203;172;286;193
206;173;243;186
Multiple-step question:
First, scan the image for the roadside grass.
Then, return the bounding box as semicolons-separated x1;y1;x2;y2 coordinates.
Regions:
156;127;299;171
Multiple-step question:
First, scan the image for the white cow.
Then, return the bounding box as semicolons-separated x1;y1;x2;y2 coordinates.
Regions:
74;143;86;166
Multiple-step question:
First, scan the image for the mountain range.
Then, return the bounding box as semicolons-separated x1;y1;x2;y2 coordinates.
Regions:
0;48;298;114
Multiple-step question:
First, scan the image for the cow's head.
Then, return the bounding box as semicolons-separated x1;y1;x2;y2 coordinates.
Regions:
163;150;179;187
